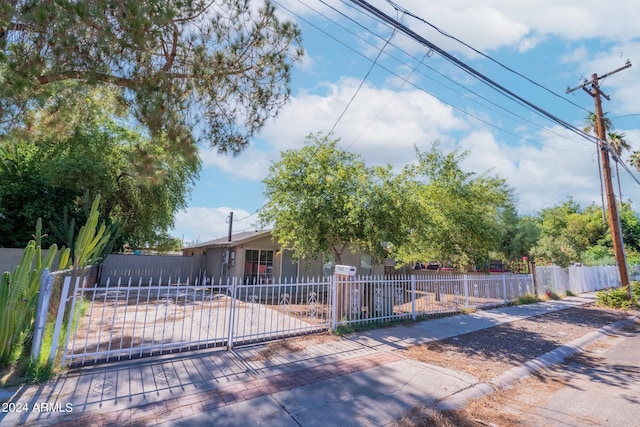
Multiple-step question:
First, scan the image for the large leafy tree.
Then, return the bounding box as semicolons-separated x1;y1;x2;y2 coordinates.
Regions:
261;138;512;269
0;110;199;248
530;200;605;267
0;0;303;155
0;143;75;248
496;204;540;262
393;144;513;268
260;134;411;265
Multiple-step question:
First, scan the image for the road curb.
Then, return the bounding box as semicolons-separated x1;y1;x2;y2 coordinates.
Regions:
435;315;639;412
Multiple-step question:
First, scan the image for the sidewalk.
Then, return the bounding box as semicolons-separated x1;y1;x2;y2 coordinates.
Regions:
0;294;634;426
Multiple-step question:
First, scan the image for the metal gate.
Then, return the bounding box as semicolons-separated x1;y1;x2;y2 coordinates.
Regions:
53;275;331;367
43;270;537;367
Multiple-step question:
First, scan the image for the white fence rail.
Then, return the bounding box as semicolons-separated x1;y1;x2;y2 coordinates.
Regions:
53;275;330;367
34;270;554;366
333;273;534;328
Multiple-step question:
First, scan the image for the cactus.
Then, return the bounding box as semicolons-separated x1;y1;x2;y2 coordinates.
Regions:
72;195;115;267
0;272;13;359
0;236;57;364
0;194;118;366
52;194;120;268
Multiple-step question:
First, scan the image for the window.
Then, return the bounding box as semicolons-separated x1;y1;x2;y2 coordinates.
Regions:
244;250;274;284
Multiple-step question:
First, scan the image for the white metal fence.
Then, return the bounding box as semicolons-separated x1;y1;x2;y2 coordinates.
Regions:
333;273;534;328
35;271;539;367
534;265;621;296
50;275;330;367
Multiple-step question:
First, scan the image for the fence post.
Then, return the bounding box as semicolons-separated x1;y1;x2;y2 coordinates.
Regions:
463;275;469;308
331;275;338;330
411;275;416;320
50;273;74;367
227;276;238;350
31;269;53;362
502;274;508;304
529;262;538;298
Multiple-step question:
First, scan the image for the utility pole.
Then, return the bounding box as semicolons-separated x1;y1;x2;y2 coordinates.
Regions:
567;60;632;299
226;211;234;242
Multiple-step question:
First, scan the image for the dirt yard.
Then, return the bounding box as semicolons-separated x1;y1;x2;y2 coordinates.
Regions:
394;304;637;426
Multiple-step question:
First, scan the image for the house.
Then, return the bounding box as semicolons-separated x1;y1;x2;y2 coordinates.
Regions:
181;229;397;282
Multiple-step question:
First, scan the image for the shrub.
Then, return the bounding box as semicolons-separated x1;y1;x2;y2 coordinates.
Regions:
595;282;640;309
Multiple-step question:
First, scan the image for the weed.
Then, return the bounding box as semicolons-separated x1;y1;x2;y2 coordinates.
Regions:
565;290;576;297
516;294;538;305
23;359;54;383
333;319;404;335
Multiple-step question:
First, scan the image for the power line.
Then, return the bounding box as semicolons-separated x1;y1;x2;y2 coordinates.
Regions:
326;25;398;137
345;0;599;147
279;0;593;152
383;0;592;116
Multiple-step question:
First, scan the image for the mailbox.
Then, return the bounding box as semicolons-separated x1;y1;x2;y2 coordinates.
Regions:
334;265;357;277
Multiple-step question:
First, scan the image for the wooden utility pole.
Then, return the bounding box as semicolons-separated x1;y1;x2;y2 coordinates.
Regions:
567;61;632;298
227;211;234;242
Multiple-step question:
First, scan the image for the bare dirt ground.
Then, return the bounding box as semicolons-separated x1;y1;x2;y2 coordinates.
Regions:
394;304;639;427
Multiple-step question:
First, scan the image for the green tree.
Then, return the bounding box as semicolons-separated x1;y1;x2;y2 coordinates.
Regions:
497;205;540;262
531;200;605;266
393;144;513;269
0;114;199;248
0;143;76;247
259;134;410;265
0;0;303;156
619;202;640;253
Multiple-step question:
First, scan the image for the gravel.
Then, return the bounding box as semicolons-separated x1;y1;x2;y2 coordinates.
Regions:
401;303;634;381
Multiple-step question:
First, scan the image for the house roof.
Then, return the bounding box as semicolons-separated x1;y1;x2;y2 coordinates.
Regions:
182;229;273;250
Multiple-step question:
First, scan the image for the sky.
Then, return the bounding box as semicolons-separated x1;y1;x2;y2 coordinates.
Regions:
171;0;640;245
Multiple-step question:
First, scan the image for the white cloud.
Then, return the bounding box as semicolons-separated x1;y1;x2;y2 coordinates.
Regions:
173;207;258;245
560;46;589;64
266;78;468;164
283;1;640;55
456;127;613;214
199;144;271;181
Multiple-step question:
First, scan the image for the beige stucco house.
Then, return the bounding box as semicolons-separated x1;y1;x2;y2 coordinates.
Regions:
181;230;397;282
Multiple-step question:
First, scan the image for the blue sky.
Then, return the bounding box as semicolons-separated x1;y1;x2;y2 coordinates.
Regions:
171;0;640;244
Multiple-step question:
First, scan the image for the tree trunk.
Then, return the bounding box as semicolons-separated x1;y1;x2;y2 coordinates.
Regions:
330;246;343;266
